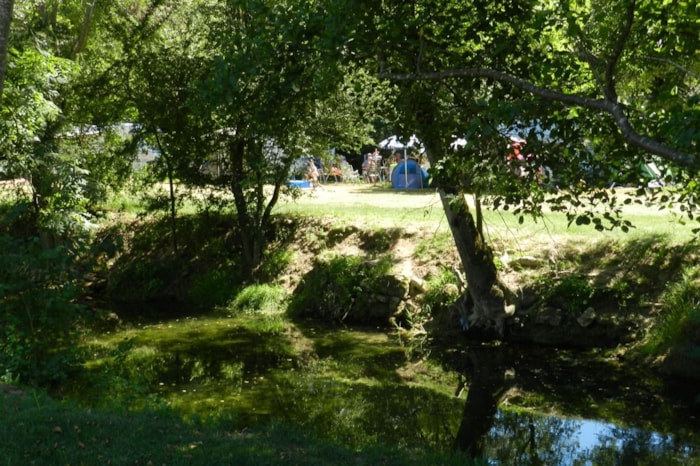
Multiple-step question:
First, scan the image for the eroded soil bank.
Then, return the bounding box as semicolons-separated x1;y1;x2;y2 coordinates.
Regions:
100;184;700;383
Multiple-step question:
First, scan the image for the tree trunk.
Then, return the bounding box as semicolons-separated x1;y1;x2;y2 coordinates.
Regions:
411;89;515;334
0;0;14;102
154;133;178;255
228;138;264;276
438;187;514;334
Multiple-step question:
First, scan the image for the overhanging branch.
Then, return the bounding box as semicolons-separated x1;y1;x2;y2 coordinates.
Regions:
380;68;699;169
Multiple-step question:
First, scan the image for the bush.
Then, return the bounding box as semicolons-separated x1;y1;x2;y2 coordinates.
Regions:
288;255;404;325
539;275;594;315
644;265;700;355
420;267;462;313
0;234;87;385
225;284;287;315
189;265;243;309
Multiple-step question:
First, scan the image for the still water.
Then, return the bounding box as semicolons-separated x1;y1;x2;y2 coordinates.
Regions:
90;316;700;464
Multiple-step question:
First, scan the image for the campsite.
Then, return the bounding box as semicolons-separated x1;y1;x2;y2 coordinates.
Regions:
2;1;699;464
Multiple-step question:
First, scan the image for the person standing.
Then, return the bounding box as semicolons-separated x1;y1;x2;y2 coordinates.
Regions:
306;159;320;188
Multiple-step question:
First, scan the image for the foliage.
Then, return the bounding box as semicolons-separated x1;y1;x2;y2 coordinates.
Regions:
1;1;140;235
186;0;383;274
342;0;699;330
642;265;700;355
535;274;595;316
225;284;288;315
0;224;87;385
101;212;249;309
288;255;398;324
187;266;242;310
420;267;462;315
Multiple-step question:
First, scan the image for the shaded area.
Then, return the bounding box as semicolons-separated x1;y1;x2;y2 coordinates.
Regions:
453;347;515;456
75;306;700;464
81;208;700;462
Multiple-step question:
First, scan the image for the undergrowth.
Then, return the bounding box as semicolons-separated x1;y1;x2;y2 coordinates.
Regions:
641;264;700;357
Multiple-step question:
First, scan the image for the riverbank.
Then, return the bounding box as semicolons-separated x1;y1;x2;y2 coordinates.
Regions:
4;182;700;463
274;184;700;381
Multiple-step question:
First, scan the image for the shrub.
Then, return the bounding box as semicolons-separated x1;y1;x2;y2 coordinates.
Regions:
0;234;87;385
226;284;288;315
287;255;402;324
643;265;700;355
420;267;462;313
539;275;594;315
189;265;243;309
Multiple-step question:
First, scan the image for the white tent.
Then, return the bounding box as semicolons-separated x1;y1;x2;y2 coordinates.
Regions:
378;134;423;154
378;135;406;151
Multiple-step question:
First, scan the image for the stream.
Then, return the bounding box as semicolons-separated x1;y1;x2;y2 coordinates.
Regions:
85;314;700;464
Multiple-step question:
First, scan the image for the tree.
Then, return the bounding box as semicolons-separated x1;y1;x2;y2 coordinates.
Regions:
1;1;138;235
0;0;13;101
192;0;377;276
104;0;218;255
354;0;699;332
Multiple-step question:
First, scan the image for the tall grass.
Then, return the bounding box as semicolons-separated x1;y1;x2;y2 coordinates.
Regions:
642;265;700;355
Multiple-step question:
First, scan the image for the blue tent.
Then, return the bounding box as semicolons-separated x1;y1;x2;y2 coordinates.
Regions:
391;159;429;190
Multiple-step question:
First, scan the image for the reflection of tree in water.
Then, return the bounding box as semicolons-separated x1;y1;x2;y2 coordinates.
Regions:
452;348;594;464
453;352;700;465
453;348;514;456
485;412;579;465
588;427;700;466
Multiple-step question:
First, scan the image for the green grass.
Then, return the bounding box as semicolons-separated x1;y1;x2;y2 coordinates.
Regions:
224;284;289;316
640;264;700;355
276;184;696;246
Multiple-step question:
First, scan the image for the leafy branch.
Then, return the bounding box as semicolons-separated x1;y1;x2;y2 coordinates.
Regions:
379;66;698;169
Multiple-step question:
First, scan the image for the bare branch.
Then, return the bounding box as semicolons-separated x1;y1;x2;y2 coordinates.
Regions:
380;67;699;168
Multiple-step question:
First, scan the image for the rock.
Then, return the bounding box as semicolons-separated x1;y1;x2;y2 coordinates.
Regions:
510;255;542;268
500;251;511;269
384;277;410;299
443;283;461;299
408;276;426;296
577;307;597;327
534;308;562;326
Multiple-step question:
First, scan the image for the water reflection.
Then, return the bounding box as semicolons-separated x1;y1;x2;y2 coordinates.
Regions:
453;345;700;464
481;412;700;465
453;348;515;456
89;317;700;463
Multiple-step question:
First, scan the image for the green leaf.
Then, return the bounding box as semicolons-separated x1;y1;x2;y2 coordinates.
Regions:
575;215;591;225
